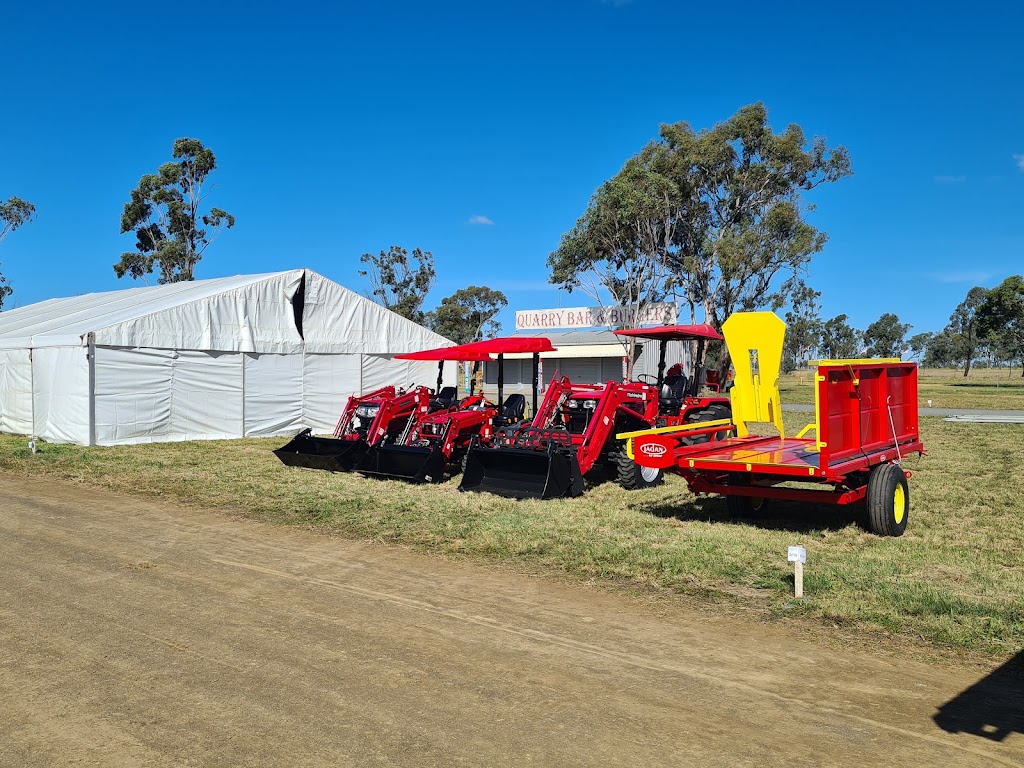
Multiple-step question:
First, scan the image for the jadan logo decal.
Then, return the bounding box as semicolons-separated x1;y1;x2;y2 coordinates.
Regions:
639;443;667;458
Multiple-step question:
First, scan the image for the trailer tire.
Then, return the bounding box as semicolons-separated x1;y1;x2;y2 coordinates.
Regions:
725;494;768;518
867;463;909;537
613;449;663;490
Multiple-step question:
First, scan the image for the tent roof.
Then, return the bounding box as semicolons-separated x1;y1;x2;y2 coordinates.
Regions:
614;324;723;342
0;269;452;353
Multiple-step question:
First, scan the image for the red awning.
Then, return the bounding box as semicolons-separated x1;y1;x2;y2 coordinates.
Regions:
394;346;495;362
455;336;557;355
614;324;723;342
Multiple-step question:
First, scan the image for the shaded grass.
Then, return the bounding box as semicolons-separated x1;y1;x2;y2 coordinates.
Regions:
2;416;1023;659
780;367;1024;410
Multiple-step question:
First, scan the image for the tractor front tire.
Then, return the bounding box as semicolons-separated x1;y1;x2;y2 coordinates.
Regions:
866;463;909;537
613;449;663;491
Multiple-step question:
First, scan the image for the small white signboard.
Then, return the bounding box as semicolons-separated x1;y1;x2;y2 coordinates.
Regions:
787;546;807;564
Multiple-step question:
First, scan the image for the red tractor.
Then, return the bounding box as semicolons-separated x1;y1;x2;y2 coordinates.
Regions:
459;376;663;499
614;324;733;441
274;385;434;472
355;337;553;483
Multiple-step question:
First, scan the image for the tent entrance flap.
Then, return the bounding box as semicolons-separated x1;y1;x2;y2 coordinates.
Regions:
273;428;369;471
459;444;584;500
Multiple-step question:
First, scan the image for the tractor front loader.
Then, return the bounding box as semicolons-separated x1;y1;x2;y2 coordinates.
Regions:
273;385;431;472
459;377;661;500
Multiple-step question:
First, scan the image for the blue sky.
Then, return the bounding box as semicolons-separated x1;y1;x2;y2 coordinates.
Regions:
1;0;1021;337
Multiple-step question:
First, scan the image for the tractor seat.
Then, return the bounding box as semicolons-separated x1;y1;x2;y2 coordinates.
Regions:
429;386;457;411
659;375;688;411
498;394;526;424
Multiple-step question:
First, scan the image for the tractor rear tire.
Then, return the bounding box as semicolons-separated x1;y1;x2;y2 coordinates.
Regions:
725;494;769;518
867;463;909;536
613;449;663;491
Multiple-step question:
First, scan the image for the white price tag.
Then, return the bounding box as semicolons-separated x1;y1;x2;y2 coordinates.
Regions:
787;546;806;564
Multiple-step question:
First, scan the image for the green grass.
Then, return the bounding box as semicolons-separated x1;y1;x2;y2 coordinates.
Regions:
2;416;1023;659
780;367;1024;410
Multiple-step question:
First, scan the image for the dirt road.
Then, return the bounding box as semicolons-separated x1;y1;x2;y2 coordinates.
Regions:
1;475;1020;767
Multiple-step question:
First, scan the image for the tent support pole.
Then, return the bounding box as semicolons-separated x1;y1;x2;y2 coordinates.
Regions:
87;333;96;447
240;353;246;438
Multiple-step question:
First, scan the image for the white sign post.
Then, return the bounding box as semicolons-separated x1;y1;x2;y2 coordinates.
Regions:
787;546;807;598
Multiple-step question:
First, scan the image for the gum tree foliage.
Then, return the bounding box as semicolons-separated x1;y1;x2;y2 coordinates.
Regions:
426;286;508;344
946;286;989;377
977;275;1024;376
548;103;851;378
863;313;912;358
115;138;235;284
819;314;860;359
924;330;954;368
547;146;678;375
906;332;934;363
782;283;822;371
358;246;436;324
0;195;36;310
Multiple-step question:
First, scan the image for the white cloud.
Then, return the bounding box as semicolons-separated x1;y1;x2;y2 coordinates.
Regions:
933;175;966;183
1015;154;1024;171
928;271;992;284
468;215;495;226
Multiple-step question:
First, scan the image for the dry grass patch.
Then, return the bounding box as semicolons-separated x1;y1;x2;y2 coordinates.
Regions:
1;415;1022;658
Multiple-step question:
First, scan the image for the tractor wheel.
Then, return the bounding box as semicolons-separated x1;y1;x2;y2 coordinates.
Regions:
703;403;734;440
725;494;769;517
867;463;909;537
613;449;663;491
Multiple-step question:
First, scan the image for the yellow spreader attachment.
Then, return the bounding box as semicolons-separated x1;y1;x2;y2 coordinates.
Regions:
722;311;785;438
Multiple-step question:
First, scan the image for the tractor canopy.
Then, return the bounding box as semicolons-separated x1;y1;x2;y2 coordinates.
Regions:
613;324;723;342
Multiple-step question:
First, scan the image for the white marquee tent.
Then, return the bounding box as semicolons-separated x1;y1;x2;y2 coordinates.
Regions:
0;269;454;446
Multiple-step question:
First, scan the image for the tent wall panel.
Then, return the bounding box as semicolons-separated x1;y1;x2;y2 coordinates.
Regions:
243;353;303;437
32;346;90;444
94;347;175;445
302;353;362;432
0;348;33;435
169;351;244;440
360;354;455;394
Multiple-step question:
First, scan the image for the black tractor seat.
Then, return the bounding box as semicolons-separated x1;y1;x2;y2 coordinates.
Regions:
495;394;526;426
659;375;688;412
429;386;458;411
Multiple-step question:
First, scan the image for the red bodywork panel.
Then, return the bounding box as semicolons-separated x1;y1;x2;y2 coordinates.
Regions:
401;394;499;459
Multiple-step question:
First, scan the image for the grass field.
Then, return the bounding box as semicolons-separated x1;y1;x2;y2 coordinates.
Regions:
780;367;1024;410
2;414;1023;660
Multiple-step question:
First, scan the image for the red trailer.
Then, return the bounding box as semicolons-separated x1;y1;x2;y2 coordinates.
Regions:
621;312;925;536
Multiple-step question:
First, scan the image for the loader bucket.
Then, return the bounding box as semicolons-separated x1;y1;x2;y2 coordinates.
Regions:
273;429;368;472
356;444;448;483
458;445;584;500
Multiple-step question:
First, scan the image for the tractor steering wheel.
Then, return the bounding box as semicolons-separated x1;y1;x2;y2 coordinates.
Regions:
636;374;658;385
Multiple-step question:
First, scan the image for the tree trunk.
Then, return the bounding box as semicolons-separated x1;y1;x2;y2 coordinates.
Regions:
963;358;971;377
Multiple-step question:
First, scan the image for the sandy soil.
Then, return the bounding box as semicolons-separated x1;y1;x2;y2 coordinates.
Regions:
0;473;1020;767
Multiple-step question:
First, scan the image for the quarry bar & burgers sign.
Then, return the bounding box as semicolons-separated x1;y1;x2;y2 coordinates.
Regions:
514;303;677;331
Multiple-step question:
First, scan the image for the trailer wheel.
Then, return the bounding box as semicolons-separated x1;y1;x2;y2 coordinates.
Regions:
867;463;909;537
725;494;768;517
613;449;663;490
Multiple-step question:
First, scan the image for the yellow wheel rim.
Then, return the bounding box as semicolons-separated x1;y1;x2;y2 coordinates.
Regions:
893;484;906;525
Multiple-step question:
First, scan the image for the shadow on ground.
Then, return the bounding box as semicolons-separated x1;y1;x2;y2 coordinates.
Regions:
934;651;1024;742
640;495;868;535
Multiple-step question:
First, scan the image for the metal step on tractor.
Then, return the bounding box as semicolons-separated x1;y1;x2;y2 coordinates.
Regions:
273;384;433;472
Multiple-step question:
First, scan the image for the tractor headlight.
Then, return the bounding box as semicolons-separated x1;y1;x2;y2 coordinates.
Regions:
583;399;597;410
354;405;380;419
